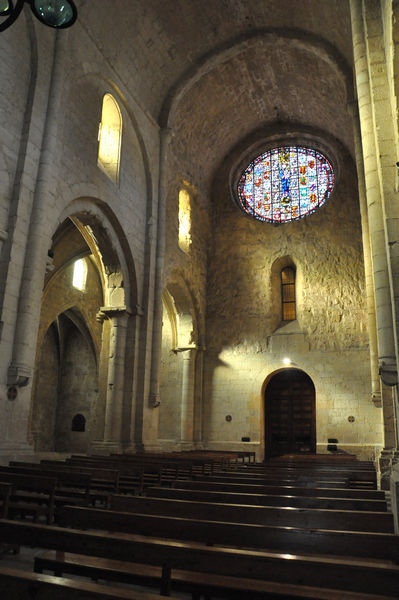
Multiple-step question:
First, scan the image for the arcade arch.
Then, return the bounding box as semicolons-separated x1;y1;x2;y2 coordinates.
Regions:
30;202;137;454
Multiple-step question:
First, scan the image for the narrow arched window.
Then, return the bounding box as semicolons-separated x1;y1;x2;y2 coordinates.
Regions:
178;189;191;254
97;93;122;184
72;258;87;291
281;266;296;321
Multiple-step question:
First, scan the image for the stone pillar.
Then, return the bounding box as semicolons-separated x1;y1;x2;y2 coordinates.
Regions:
193;345;205;448
348;100;381;405
98;307;129;452
380;383;398;489
351;0;399;494
179;347;197;448
148;127;173;409
2;31;67;457
350;0;397;387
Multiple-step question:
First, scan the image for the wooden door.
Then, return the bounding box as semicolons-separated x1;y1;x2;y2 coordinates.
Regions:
265;369;315;458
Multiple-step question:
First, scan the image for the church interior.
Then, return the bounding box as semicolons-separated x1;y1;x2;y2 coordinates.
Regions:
0;0;399;597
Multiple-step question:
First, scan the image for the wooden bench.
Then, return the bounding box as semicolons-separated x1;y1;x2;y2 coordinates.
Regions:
0;471;57;524
56;504;399;562
109;494;394;533
69;455;206;480
210;466;377;483
60;457;165;492
7;463;93;506
0;517;393;598
173;479;385;499
0;482;13;518
42;461;120;494
191;473;374;489
0;565;181;599
33;554;398;600
145;485;388;512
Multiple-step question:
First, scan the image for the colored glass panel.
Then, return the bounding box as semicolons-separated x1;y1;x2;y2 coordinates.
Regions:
237;146;334;223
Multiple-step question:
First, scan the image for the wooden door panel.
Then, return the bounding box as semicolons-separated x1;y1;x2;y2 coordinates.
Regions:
265;370;315;458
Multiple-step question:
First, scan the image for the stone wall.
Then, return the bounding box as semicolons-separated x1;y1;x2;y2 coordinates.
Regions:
203;145;383;460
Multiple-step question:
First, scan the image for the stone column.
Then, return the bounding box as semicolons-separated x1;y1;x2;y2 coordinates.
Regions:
193;345;205;448
380;383;398;489
350;0;397;387
179;347;197;448
2;31;67;457
351;1;399;493
148;128;173;408
348;101;381;406
99;307;129;452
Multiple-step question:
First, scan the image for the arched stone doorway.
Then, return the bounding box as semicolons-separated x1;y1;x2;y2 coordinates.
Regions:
265;369;316;458
32;310;98;453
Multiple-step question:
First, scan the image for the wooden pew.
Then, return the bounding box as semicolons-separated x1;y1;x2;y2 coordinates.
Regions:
191;473;372;489
60;457;164;492
0;517;393;598
32;557;398;600
7;463;93;506
56;505;399;562
108;494;394;533
0;482;13;518
145;485;388;512
68;454;205;480
0;566;180;599
210;466;377;483
0;471;57;524
40;461;120;494
173;479;385;499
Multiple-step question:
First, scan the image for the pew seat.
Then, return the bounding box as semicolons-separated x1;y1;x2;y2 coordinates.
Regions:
34;551;398;600
0;565;180;599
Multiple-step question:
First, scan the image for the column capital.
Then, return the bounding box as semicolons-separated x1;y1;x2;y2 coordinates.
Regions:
7;362;32;387
173;345;198;354
379;359;398;386
96;306;132;323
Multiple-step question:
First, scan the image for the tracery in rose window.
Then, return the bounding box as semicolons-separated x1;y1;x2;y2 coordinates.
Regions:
237;146;334;223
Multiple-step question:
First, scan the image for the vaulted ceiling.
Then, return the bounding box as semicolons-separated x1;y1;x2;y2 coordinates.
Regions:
77;0;354;188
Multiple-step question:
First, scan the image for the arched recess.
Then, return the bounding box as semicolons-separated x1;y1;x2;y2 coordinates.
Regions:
263;368;316;459
270;255;302;331
30;198;138;454
158;277;201;449
32;310;97;453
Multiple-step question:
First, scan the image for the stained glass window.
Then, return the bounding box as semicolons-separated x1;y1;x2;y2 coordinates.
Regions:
237;146;334;223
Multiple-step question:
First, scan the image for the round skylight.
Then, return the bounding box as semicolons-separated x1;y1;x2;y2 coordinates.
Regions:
237;146;334;223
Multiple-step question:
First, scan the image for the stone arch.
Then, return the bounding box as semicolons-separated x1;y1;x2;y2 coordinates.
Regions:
160;28;354;128
31;199;138;453
57;197;138;310
31;308;98;453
